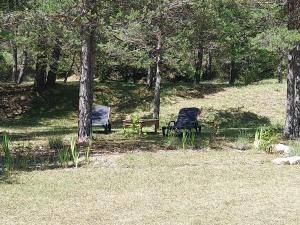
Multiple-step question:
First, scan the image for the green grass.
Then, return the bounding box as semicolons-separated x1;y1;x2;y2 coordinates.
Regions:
0;79;295;224
1;150;300;225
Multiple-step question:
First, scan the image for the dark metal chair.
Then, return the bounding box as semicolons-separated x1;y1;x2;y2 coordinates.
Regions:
92;105;111;133
163;107;201;136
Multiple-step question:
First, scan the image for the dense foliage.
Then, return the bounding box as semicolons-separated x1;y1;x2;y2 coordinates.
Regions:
0;0;299;84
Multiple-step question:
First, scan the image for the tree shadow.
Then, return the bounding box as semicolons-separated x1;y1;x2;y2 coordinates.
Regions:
213;108;271;128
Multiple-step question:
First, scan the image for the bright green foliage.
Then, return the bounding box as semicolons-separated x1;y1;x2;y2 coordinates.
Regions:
70;136;79;168
254;126;278;153
58;147;69;168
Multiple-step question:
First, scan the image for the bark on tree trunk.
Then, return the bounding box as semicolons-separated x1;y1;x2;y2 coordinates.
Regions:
284;46;300;138
17;48;28;84
229;59;237;85
12;44;18;83
194;41;203;85
277;58;283;83
153;31;162;120
35;53;47;93
147;65;155;89
46;39;62;88
78;0;96;143
203;51;213;80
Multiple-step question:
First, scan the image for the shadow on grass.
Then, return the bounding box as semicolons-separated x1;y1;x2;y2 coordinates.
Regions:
0;82;79;128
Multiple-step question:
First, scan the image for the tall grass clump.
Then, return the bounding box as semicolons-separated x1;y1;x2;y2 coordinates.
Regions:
70;136;80;168
58;147;69;168
85;139;92;163
165;130;177;149
234;130;251;151
1;131;13;171
48;137;64;150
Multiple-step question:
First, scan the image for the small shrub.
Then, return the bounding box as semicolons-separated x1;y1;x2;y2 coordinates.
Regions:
234;130;251;151
58;147;69;168
254;126;278;153
1;131;13;171
123;114;141;138
70;136;80;168
48;137;64;150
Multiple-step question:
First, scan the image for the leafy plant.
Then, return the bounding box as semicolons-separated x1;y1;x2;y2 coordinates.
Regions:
58;147;69;168
70;136;80;168
254;126;278;153
190;131;196;149
1;131;13;171
48;137;64;150
123;114;141;138
182;129;188;150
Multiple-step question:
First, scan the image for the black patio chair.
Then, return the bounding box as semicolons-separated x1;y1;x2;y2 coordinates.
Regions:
92;105;112;133
162;107;201;136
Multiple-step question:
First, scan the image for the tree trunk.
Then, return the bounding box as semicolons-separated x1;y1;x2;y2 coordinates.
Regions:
284;45;300;138
12;44;18;83
46;39;62;88
229;59;237;85
17;48;28;84
277;58;283;83
147;65;155;89
78;0;97;143
194;41;203;85
34;53;47;93
153;31;162;120
203;51;213;80
64;53;76;83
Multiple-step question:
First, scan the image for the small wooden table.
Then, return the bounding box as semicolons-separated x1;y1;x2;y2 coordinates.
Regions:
123;119;159;133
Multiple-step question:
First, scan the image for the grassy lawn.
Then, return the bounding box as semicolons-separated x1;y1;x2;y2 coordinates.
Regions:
1;150;300;225
1;79;296;225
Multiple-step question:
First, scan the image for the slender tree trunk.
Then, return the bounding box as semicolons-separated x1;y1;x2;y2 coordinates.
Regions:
64;53;76;83
46;38;62;88
194;40;203;85
12;44;18;83
277;58;283;83
284;46;300;138
203;51;213;80
78;0;97;143
153;31;162;120
229;59;237;85
147;65;155;89
34;53;47;93
17;48;28;84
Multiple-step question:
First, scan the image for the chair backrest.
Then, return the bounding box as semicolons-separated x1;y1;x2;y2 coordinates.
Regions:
176;107;200;129
92;105;110;126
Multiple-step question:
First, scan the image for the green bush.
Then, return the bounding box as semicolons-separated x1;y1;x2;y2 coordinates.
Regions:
254;126;278;153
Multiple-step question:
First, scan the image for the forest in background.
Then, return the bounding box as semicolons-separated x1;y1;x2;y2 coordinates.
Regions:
1;0;300;141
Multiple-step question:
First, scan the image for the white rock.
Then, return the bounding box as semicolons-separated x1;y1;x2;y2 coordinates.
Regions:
272;157;290;165
273;144;290;154
288;156;300;165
